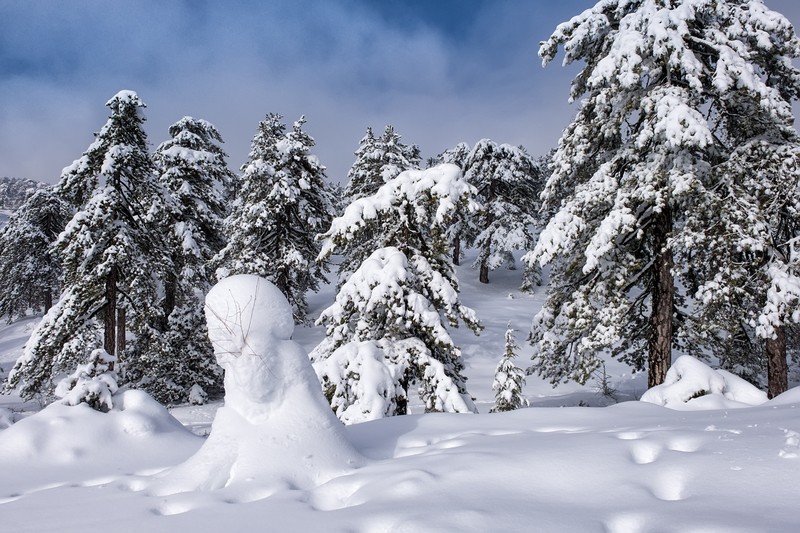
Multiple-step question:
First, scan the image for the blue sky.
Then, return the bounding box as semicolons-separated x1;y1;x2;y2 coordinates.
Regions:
1;0;800;183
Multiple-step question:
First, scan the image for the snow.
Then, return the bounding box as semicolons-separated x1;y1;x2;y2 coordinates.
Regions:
148;275;361;497
640;355;769;410
0;255;798;531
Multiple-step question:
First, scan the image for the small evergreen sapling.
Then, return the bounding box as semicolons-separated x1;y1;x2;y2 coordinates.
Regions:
491;326;529;413
55;348;118;412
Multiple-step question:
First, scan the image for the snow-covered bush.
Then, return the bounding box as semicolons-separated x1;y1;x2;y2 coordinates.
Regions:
640;356;767;410
55;348;119;413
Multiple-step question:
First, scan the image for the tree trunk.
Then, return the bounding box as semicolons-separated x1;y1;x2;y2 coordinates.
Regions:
479;260;489;284
766;325;788;399
163;272;176;331
104;268;117;356
453;236;461;266
43;288;53;314
116;307;126;366
648;207;673;388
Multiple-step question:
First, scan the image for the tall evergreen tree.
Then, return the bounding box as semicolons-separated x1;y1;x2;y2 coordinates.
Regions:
130;116;233;404
7;90;166;399
463;140;543;285
214;114;334;322
313;164;481;420
525;0;800;388
0;188;69;321
685;140;800;398
338;125;421;282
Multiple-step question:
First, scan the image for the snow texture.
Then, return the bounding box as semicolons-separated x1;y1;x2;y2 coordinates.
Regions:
149;275;361;496
641;355;768;410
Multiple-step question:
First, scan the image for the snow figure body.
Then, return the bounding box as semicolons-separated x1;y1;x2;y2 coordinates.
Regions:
150;274;361;496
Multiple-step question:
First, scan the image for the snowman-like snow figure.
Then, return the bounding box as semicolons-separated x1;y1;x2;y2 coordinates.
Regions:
150;275;361;496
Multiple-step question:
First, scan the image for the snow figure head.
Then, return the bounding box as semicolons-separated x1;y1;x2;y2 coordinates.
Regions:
204;274;324;419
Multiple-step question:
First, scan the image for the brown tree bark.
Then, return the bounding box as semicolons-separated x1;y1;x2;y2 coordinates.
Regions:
479;260;489;284
453;236;461;266
116;307;126;366
104;268;117;357
43;288;53;314
766;325;788;399
648;207;674;388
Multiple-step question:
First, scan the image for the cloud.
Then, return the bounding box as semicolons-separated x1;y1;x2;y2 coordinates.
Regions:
2;0;800;184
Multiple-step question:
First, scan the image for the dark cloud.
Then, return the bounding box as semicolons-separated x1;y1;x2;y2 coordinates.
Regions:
1;0;799;184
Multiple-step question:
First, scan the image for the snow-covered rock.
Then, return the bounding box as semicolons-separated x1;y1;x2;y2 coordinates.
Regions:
149;274;361;496
640;355;768;410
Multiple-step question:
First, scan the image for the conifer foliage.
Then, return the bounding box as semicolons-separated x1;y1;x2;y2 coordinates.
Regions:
338;125;421;282
130;117;233;404
491;326;529;413
313;164;481;422
526;0;800;389
214;114;334;323
7;90;166;400
0;188;70;321
462;140;543;285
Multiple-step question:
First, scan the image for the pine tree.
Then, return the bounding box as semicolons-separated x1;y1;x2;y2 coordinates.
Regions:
0;188;70;321
214;114;334;322
7;90;167;400
525;0;800;389
131;117;233;404
463;140;543;284
685;140;800;398
338;125;421;282
491;326;529;413
313;164;481;420
436;142;473;265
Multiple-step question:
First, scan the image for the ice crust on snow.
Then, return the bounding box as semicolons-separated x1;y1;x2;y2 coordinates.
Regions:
149;275;361;496
641;355;768;410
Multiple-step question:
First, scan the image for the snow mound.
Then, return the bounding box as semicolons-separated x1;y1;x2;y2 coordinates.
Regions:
0;389;195;464
640;355;768;410
765;386;800;406
149;275;362;497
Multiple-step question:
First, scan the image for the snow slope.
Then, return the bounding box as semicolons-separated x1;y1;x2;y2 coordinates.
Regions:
0;252;798;532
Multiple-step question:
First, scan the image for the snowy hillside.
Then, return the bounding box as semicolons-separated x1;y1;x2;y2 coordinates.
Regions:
0;253;798;532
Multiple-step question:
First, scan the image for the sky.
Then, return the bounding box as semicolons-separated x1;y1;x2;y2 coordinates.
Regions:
2;0;800;184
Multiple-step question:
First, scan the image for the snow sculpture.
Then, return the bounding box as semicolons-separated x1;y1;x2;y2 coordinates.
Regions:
150;274;361;496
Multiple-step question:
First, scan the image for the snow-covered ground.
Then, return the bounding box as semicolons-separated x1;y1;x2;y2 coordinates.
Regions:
0;252;798;532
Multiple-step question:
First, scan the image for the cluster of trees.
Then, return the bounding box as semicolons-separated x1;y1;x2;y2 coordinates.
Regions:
2;92;335;405
2;0;800;420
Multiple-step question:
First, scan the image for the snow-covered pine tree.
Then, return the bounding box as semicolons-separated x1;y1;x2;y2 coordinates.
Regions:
131;117;233;404
684;140;800;398
462;140;543;285
6;90;167;400
0;188;70;321
525;0;800;389
338;125;421;283
214;114;334;322
435;142;473;265
491;326;529;413
313;164;481;421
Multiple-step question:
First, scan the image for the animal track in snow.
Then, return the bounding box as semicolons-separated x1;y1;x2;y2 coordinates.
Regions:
649;469;689;501
629;441;661;465
779;429;799;459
